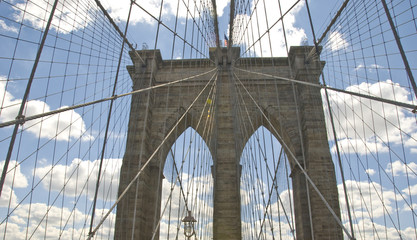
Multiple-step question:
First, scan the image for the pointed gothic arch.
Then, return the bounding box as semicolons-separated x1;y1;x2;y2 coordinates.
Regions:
115;46;343;240
240;126;294;238
160;126;214;239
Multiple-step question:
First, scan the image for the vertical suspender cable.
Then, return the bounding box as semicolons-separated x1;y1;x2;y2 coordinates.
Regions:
94;0;144;63
228;0;235;51
304;0;355;239
130;0;165;237
88;0;135;238
276;0;315;237
211;0;220;48
0;0;60;196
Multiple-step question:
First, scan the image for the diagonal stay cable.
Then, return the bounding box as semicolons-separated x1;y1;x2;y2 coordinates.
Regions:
233;61;284;235
257;148;293;239
234;67;417;111
233;0;262;48
87;69;218;238
329;95;417;224
93;0;145;64
210;0;220;47
233;72;295;236
232;71;354;239
316;0;351;46
0;68;217;128
381;0;417;100
151;149;192;240
236;0;301;59
0;0;60;197
151;73;217;239
132;1;213;61
183;0;213;47
326;92;417;214
88;0;135;236
158;73;217;240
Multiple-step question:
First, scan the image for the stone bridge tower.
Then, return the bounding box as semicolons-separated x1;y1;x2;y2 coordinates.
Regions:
114;46;342;240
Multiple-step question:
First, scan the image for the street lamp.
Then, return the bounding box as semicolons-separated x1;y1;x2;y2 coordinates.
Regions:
182;210;197;239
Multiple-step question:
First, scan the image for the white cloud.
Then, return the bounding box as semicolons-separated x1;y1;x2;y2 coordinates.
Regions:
0;160;28;207
326;30;349;52
1;161;117;238
233;0;306;57
0;161;28;189
240;186;251;206
0;19;18;33
0;203;116;239
0;79;93;141
242;177;417;239
103;0;161;25
0;185;19;208
159;175;213;239
159;219;180;239
338;180;397;219
355;64;385;73
160;174;213;216
0;203;87;239
368;64;384;73
355;64;365;71
386;160;417;178
338;180;416;239
403;184;417;196
324;79;417;155
215;0;229;17
14;203;86;228
162;0;228;19
269;189;293;218
242;218;294;239
241;176;295;238
331;137;388;155
12;0;228;33
14;0;94;34
240;175;416;239
402;203;417;213
35;158;122;201
365;168;376;176
346;217;416;240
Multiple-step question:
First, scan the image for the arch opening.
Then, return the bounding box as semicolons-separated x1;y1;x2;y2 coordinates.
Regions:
240;126;295;239
159;127;213;239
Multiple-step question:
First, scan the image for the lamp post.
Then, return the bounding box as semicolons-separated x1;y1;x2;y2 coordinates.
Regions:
182;210;197;239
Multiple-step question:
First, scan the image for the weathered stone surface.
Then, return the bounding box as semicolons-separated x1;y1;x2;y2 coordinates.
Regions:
115;46;342;240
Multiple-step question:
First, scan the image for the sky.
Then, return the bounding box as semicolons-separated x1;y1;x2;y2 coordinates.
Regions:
0;0;417;239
